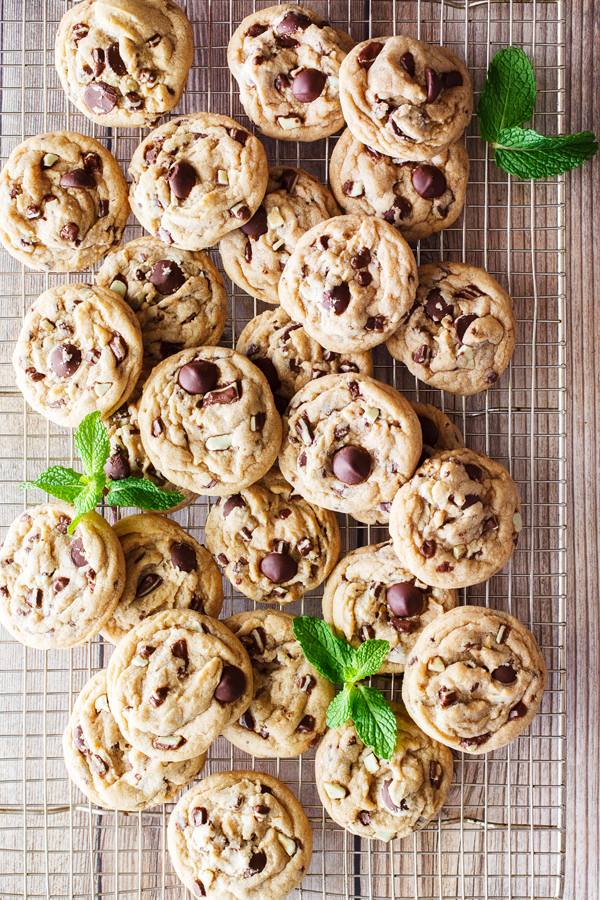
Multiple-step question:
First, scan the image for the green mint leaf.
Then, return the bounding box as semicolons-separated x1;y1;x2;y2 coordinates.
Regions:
326;685;354;729
350;684;398;760
20;466;85;503
493;127;598;179
74;411;111;476
104;477;184;512
478;46;536;142
69;477;105;534
292;616;356;684
350;639;390;682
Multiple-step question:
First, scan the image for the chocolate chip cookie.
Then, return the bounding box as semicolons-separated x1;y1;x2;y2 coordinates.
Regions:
278;373;422;525
0;131;129;272
278;214;418;353
205;467;340;604
237;307;373;416
102;514;224;645
55;0;194;128
96;237;227;381
138;346;282;496
411;401;465;465
13;283;144;428
402;605;547;754
0;502;125;650
221;610;335;757
315;702;453;841
129;113;269;250
339;36;473;161
390;448;522;589
106;609;253;761
63;670;207;811
219;166;340;305
168;770;313;900
329;128;469;242
322;541;458;673
228;4;354;142
387;262;516;395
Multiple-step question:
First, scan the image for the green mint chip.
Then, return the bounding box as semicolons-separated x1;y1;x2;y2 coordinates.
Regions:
74;411;111;476
104;477;184;511
350;684;398;760
494;127;598;179
292;616;356;684
478;46;536;142
20;466;84;503
326;685;354;729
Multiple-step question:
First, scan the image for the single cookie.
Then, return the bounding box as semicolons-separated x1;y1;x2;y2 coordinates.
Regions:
138;346;282;496
219;166;340;305
63;670;206;811
0;502;125;650
386;262;516;395
0;131;129;272
129;113;269;250
96;237;227;380
278;373;422;525
402;606;547;754
54;0;194;128
107;609;253;761
315;702;453;840
221;610;335;757
322;541;458;673
339;36;473;161
390;448;522;589
13;283;144;428
205;467;341;604
278;214;417;353
102;514;224;645
329;129;469;242
227;4;354;141
411;401;465;465
168;770;313;900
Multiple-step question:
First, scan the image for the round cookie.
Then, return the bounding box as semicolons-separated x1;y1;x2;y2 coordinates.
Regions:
411;401;465;464
102;514;224;645
221;610;335;757
13;283;143;428
106;609;253;761
315;702;453;841
278;373;422;525
96;237;227;380
390;448;522;589
0;131;129;272
322;541;458;673
227;4;354;142
205;467;341;604
237;307;373;415
339;36;473;161
63;670;206;811
168;770;313;900
386;262;516;395
278;214;418;353
402;606;547;754
329;128;469;242
219;166;340;305
54;0;194;129
138;346;282;496
128;113;269;250
0;502;125;650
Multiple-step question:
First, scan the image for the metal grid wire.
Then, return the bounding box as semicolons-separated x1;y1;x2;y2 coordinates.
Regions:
0;0;566;898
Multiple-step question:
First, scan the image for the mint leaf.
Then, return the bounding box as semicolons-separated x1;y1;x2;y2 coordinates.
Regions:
292;616;356;684
326;685;354;729
74;412;111;476
350;685;398;760
478;47;536;142
494;127;598;179
351;639;390;682
104;477;184;512
69;477;105;533
20;466;84;503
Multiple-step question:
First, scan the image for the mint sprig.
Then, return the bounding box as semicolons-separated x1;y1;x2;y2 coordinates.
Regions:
20;412;184;533
292;616;398;759
478;47;597;179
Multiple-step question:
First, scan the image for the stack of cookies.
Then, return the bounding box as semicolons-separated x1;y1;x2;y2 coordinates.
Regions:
0;2;546;898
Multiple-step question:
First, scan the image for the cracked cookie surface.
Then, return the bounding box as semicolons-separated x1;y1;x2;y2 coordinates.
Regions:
0;130;129;272
0;502;125;650
402;605;547;753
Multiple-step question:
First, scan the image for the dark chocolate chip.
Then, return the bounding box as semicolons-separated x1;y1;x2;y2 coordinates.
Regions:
106;41;127;76
274;73;291;92
150;686;169;708
400;51;415;77
91;47;105;77
252;412;266;431
342;180;361;197
297;674;316;693
149;259;186;294
351;248;371;269
152;736;185;751
245;850;267;876
430;760;443;788
441;70;463;88
190;806;208;826
241;206;268;237
139;645;156;658
358;810;371;826
332;446;371;485
50;343;81;377
382;780;400;813
26;588;42;608
82;81;117;115
246;23;268;37
291;68;326;102
151;417;164;437
56;515;71;534
215;665;247;703
135;574;163;597
418;415;439;447
74;724;87;753
465;463;483;482
425;288;454;322
509;701;527;719
259;552;298;584
104;451;130;480
359;623;375;642
365;315;385;332
482;516;499;533
69;539;87;568
144;144;160;166
278;168;298;193
412;164;447;199
166;162;196;200
71;23;88;42
230;128;249;145
53;576;69;593
390;616;412;633
59;169;96;189
275;34;299;49
421;540;436;558
295;714;315;733
455;314;478;344
98;199;109;217
90;754;108;776
413;345;429;366
492;664;517;683
82;153;101;173
177;360;218;394
60;222;80;243
439;688;457;707
425;66;442;103
461;494;480;510
322;283;350;315
357;41;383;69
244;240;252;262
387;582;423;618
171;638;188;666
276;10;312;32
384;196;412;223
170;542;197;572
239;711;255;730
230;204;251;220
223;494;245;517
253;357;280;393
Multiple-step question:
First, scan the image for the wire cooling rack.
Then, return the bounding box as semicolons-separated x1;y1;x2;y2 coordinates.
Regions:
0;1;566;898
